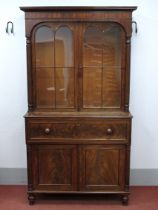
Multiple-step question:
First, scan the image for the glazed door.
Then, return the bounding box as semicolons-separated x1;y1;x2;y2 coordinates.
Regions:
79;145;126;191
33;22;125;111
31;145;77;191
33;23;77;110
81;23;125;110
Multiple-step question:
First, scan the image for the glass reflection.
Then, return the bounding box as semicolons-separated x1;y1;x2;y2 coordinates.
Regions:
83;24;123;108
55;27;74;108
55;27;74;67
35;25;75;109
35;26;54;67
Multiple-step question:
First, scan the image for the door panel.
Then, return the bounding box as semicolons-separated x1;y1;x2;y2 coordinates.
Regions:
79;145;126;191
31;145;77;191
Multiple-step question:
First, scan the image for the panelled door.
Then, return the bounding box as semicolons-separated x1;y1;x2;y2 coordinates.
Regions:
79;145;126;191
30;145;77;191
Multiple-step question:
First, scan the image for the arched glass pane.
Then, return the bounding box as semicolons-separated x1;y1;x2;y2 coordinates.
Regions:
83;27;102;67
35;26;55;108
83;24;123;108
35;26;54;67
55;27;74;67
55;27;74;108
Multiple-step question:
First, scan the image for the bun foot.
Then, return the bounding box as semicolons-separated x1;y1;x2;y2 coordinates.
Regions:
122;195;129;205
28;194;36;205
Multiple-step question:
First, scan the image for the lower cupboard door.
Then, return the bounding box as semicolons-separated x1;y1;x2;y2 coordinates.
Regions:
30;145;77;191
79;145;126;191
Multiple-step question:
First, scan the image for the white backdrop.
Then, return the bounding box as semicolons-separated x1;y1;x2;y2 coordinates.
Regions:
0;0;158;169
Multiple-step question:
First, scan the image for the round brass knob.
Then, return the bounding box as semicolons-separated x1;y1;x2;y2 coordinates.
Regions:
106;128;113;135
44;128;51;134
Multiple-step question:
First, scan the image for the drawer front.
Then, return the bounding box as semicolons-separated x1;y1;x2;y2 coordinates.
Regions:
27;119;129;140
29;122;76;138
76;122;128;139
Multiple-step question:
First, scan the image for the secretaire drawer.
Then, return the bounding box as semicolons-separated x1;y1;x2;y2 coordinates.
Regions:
28;122;76;138
27;119;130;140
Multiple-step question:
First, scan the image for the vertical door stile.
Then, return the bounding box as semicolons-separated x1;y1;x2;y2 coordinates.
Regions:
74;23;78;111
54;26;57;109
77;23;83;111
120;30;126;111
101;23;104;107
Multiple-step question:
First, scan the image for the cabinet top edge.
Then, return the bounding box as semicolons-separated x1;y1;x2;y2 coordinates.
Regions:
20;6;137;12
